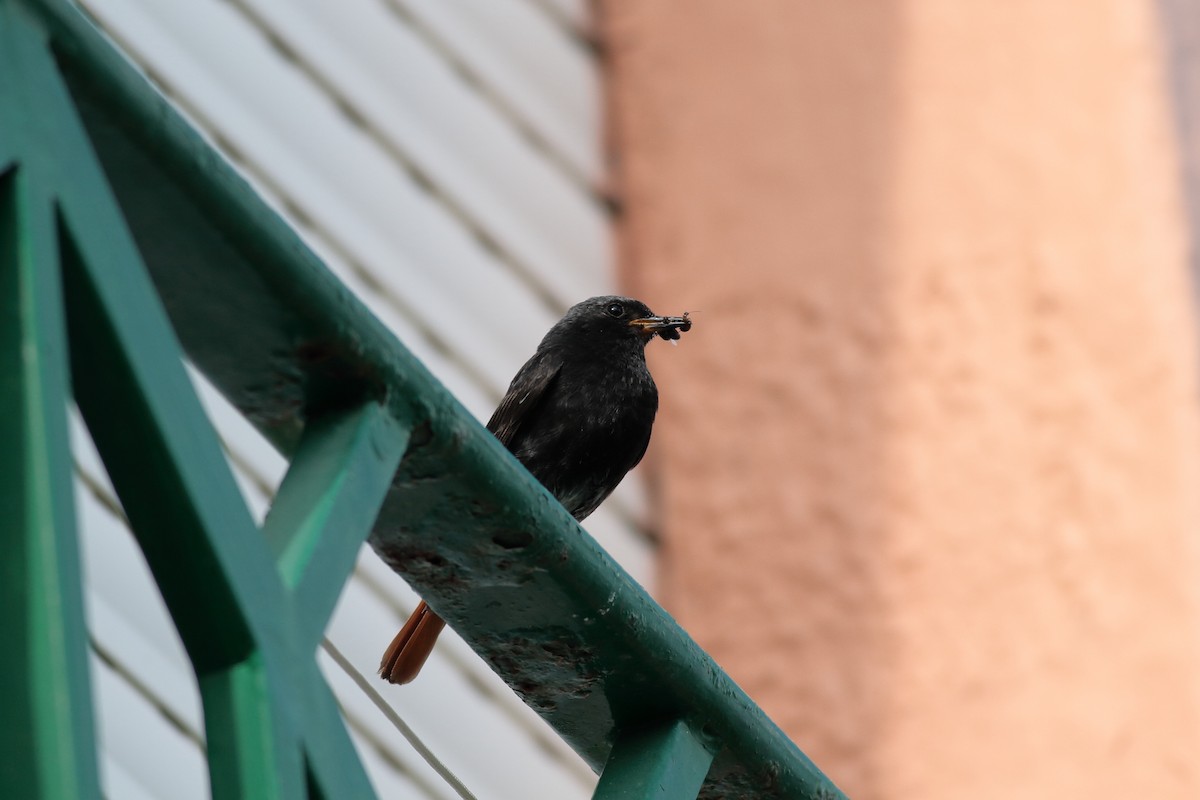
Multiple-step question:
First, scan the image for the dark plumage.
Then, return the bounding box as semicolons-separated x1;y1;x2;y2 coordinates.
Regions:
379;295;691;684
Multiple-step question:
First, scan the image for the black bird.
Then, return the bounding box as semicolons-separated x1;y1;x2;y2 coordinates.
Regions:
379;295;692;684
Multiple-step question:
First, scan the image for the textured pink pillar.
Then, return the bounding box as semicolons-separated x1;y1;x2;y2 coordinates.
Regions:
603;2;1200;798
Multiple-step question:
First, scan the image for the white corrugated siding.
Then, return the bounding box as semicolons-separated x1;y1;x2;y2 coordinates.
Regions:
67;0;656;797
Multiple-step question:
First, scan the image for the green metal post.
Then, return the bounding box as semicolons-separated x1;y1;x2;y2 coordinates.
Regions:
0;5;102;795
592;720;713;800
263;402;408;651
0;162;101;800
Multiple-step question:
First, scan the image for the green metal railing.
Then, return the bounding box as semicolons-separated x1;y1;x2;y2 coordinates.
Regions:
0;0;848;797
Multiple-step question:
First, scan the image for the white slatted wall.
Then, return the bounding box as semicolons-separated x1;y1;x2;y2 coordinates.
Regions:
68;1;653;797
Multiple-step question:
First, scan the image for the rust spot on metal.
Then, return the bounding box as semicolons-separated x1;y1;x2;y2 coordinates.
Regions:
481;628;600;712
294;338;338;364
407;419;433;447
492;529;533;550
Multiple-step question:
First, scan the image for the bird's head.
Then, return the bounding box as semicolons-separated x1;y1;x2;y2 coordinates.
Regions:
553;296;692;348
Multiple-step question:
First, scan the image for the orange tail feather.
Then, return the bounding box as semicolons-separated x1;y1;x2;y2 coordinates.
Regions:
379;601;447;685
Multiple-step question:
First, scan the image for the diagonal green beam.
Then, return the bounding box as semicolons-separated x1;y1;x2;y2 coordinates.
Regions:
593;720;714;800
263;402;409;651
57;164;376;800
200;655;302;800
59;197;307;799
43;97;382;794
55;84;266;679
301;676;389;800
0;164;100;800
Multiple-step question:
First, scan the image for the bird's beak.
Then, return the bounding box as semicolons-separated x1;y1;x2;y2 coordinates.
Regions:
628;313;692;341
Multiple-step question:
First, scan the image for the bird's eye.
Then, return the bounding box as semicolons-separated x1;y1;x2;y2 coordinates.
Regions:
606;302;624;317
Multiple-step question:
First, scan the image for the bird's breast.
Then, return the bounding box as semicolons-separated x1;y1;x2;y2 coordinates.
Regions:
512;358;658;520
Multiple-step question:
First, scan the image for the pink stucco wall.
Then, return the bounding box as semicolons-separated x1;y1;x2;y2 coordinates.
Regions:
602;2;1200;797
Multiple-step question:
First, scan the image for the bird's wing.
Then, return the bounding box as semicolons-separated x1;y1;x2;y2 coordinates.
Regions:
485;354;562;448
